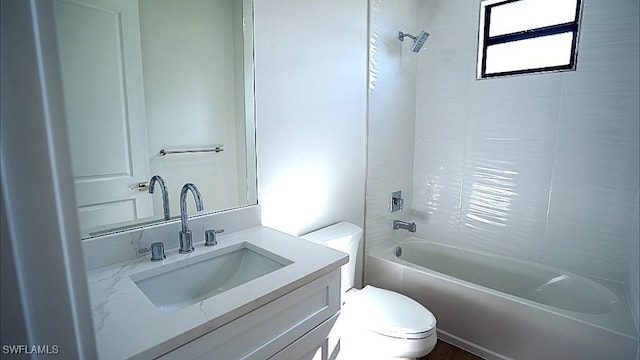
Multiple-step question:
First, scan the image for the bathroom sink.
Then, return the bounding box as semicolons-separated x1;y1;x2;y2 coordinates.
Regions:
131;242;293;313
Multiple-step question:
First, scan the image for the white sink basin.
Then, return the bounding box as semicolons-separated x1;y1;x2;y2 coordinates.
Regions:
131;242;293;313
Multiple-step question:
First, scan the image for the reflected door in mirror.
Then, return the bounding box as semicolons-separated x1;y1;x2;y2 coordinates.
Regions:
56;0;153;232
56;0;258;239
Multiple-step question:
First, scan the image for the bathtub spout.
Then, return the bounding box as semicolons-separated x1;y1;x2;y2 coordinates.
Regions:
393;220;416;232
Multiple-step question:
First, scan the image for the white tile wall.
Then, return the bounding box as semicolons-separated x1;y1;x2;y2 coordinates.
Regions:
382;0;640;286
543;183;637;279
466;96;560;140
543;0;640;280
458;139;555;262
412;137;464;243
365;0;420;256
415;100;468;139
562;0;640;96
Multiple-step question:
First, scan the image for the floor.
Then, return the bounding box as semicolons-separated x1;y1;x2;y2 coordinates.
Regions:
418;340;484;360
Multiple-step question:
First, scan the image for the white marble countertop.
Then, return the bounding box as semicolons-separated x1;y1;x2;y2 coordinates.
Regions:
87;226;348;360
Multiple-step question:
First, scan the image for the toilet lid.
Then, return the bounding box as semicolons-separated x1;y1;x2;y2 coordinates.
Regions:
351;286;436;338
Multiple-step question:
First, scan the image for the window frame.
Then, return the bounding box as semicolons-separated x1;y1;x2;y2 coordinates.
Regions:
477;0;583;79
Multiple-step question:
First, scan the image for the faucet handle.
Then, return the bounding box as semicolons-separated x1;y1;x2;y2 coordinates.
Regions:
204;229;225;247
150;242;166;262
204;229;218;247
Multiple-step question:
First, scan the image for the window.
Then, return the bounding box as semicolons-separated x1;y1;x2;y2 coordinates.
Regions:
477;0;582;79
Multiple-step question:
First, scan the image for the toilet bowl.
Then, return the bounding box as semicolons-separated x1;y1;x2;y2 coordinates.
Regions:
301;222;437;360
339;286;437;359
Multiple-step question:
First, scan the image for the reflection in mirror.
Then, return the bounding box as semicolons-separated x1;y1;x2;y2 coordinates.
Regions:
55;0;257;239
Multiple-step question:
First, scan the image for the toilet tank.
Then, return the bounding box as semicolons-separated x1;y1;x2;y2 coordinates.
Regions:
301;222;362;292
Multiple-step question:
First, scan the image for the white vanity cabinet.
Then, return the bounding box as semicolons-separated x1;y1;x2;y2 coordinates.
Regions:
159;270;341;360
87;226;348;359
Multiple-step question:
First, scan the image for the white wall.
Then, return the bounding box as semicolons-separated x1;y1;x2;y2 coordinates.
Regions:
365;0;420;255
629;196;640;332
411;0;639;285
254;0;368;237
1;1;96;357
139;0;245;216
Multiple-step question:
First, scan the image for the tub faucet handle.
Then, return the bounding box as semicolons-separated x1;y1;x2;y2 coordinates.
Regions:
390;191;404;212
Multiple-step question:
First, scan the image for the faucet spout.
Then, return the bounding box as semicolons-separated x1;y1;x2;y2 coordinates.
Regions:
392;220;417;233
148;175;170;220
179;183;204;253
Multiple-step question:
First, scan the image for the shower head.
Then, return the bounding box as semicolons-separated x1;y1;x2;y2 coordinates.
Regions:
411;30;430;52
398;30;430;53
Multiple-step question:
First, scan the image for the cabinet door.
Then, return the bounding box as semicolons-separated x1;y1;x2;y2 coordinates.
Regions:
269;313;339;360
159;271;340;360
56;0;152;232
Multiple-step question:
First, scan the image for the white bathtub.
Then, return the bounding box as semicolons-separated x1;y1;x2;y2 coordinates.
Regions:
367;238;639;360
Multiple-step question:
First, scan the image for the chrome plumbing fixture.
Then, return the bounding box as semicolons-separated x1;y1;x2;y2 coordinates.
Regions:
398;30;430;52
390;190;404;213
204;229;224;247
179;183;204;254
148;175;170;220
392;220;417;233
150;242;166;262
395;246;403;257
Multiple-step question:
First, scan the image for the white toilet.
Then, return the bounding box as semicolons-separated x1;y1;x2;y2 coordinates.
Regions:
302;222;437;360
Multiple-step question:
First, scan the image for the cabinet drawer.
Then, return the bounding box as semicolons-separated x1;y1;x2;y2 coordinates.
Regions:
160;270;340;360
269;313;339;360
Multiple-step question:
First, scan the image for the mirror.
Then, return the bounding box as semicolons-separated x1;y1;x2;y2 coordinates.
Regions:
55;0;257;239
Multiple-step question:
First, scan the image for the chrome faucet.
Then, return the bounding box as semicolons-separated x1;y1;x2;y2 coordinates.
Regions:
148;175;170;220
179;183;204;254
393;220;417;233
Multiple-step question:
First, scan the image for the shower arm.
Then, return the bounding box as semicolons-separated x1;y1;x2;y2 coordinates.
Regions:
398;31;416;42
